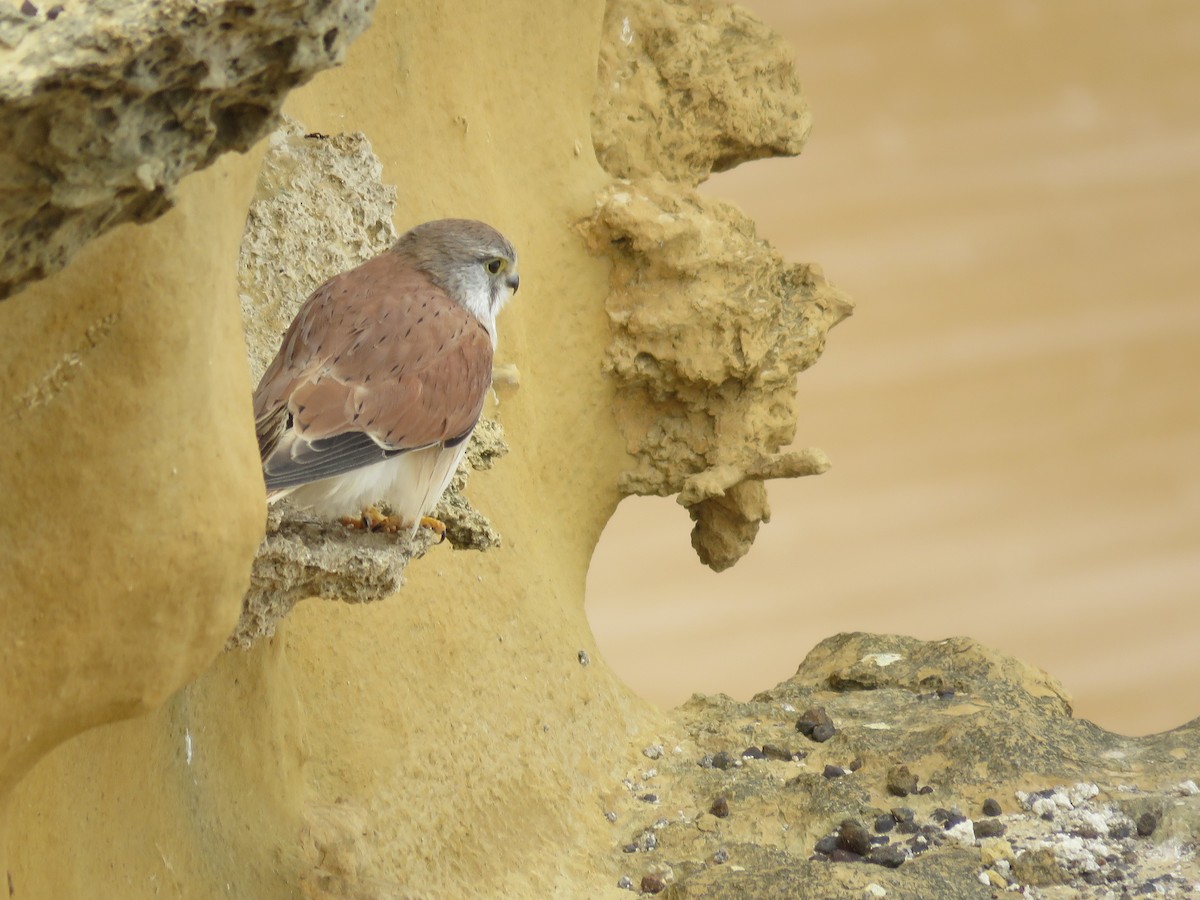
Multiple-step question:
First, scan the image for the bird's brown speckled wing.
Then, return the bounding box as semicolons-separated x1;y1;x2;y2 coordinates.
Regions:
253;251;493;492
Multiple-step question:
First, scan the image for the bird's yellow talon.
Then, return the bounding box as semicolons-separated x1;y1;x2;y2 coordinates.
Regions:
340;506;409;533
419;516;447;542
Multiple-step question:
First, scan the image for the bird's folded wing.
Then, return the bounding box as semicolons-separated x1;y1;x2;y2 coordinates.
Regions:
253;257;494;490
263;431;410;491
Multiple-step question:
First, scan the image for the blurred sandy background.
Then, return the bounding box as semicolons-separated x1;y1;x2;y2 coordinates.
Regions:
587;0;1200;736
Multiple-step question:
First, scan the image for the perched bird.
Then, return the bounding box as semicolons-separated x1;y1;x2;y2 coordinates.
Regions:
252;218;519;536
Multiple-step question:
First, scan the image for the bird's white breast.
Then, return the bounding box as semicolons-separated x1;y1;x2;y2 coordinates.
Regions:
284;442;470;533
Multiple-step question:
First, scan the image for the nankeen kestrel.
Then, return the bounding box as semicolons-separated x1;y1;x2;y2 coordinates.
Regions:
252;218;519;536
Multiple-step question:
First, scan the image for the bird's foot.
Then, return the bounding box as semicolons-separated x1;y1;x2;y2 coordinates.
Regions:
419;516;447;543
340;506;409;534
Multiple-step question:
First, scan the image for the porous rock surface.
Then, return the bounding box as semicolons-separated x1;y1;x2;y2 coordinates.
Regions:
592;0;812;185
580;179;851;570
0;0;374;300
588;0;852;570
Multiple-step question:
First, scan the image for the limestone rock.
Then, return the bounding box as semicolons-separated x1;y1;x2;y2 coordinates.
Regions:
0;0;375;300
238;118;399;385
589;0;850;569
607;633;1200;898
592;0;811;185
580;178;852;569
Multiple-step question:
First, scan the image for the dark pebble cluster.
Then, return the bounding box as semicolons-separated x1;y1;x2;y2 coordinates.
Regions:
700;744;809;765
810;803;995;870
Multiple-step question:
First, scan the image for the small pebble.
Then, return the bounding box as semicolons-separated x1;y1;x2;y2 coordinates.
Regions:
710;796;730;818
874;814;896;834
622;830;657;854
863;884;888;899
711;751;734;770
811;723;837;743
19;0;37;15
982;798;1002;816
886;765;919;797
741;746;766;760
973;818;1006;839
640;874;665;894
796;706;834;738
1136;812;1158;837
866;845;906;868
917;785;934;795
642;745;663;760
837;820;872;856
823;765;847;779
605;811;618;823
814;835;839;855
712;848;729;865
46;4;62;19
577;650;589;666
617;875;634;890
848;756;864;772
890;807;915;824
639;793;658;804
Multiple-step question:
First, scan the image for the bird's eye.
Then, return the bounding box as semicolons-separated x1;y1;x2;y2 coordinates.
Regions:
486;258;505;275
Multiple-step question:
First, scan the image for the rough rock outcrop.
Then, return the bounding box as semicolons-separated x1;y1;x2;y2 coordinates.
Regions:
588;0;852;570
581;179;851;570
0;0;374;300
592;0;811;185
604;633;1200;898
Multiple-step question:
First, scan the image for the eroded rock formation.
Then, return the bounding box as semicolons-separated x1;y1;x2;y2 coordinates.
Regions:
587;0;852;570
592;0;811;185
0;0;374;301
581;179;850;569
603;634;1200;897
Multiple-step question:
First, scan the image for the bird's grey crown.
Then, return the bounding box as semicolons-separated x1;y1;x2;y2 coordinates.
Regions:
391;218;518;336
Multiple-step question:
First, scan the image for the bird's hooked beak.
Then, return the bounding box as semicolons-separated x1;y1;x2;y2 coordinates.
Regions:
506;272;520;294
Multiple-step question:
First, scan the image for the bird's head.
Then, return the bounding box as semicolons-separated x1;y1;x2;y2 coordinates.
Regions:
394;219;519;335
